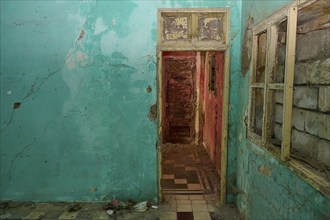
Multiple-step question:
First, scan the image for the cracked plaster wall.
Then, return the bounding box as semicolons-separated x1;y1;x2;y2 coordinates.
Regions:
0;0;242;202
237;1;330;219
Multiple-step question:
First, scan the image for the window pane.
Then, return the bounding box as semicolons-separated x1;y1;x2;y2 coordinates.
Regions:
272;20;287;83
290;6;330;180
270;90;284;147
252;88;264;135
255;32;267;83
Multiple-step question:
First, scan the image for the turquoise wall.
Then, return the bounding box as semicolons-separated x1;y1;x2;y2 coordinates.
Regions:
0;0;242;202
237;1;330;219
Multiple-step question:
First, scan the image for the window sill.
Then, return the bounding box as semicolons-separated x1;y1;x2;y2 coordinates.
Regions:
247;132;330;198
287;159;330;198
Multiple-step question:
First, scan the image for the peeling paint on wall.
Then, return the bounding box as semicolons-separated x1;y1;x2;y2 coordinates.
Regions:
1;0;243;202
164;16;189;40
238;1;330;219
198;16;224;41
257;165;272;176
241;16;254;77
148;104;157;121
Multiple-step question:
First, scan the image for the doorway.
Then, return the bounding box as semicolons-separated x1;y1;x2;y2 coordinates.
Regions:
159;50;226;200
157;8;230;204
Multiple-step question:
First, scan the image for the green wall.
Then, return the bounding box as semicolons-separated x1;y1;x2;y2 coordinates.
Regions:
237;1;330;219
0;0;242;202
2;0;328;217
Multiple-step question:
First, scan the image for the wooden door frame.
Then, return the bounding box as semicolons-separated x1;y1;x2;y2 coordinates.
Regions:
157;8;230;204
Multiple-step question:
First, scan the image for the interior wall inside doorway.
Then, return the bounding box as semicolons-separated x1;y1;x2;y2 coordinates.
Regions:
161;51;225;174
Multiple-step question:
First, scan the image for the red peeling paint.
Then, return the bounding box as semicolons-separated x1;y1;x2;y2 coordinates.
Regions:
202;52;224;175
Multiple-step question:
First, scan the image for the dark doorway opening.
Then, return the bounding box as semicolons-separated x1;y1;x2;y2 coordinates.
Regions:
160;51;225;207
162;52;196;144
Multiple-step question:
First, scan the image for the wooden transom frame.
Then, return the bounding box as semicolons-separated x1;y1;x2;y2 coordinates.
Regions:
157;8;229;51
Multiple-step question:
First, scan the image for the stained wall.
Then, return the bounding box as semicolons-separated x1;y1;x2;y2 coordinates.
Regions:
0;0;242;202
237;1;330;219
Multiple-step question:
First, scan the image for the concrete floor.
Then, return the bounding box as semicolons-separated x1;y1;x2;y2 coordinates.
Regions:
0;200;243;220
0;144;243;220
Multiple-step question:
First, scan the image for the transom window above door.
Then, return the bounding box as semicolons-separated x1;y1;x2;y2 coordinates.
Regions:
158;9;229;51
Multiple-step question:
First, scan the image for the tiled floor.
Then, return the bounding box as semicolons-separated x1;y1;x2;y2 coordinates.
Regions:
161;144;219;196
160;144;243;220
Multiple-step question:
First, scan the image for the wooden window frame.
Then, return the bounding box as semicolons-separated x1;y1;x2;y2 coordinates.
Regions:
247;0;330;197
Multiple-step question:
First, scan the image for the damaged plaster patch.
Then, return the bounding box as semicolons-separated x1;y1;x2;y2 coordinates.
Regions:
146;85;152;93
111;18;116;26
66;50;88;70
258;164;272;176
67;13;86;27
94;17;108;35
99;2;154;64
13;102;21;109
241;16;254;77
78;29;85;40
148;104;157;121
90;186;98;192
100;30;119;55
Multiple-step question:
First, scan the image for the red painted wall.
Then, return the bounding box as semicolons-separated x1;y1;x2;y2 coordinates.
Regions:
162;52;196;144
202;52;225;174
161;51;225;174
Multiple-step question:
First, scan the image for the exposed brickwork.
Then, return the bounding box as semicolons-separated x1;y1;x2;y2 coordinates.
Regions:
295;29;330;62
289;27;330;170
293;87;318;110
274;27;330;170
319;86;330;112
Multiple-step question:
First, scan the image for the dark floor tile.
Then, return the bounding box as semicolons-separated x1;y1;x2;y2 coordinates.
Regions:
186;172;200;183
210;212;222;220
174;173;186;179
163;166;175;174
186;171;199;179
161;179;176;189
175;168;186;173
175;184;188;189
177;212;194;220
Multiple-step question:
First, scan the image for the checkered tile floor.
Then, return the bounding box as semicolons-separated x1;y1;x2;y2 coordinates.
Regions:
161;144;219;196
160;194;224;220
159;144;241;220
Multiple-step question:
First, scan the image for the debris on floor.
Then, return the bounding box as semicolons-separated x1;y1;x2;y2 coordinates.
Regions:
134;201;147;212
106;209;114;215
0;200;243;220
67;203;81;212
